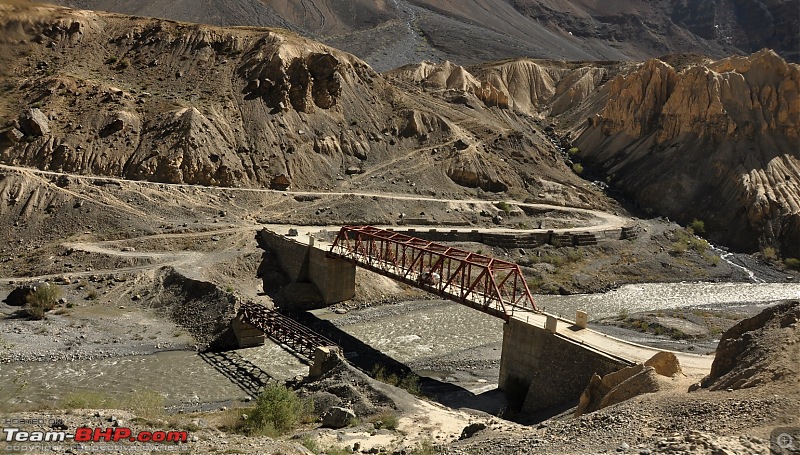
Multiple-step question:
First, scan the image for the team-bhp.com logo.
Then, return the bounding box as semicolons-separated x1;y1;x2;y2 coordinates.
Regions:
4;427;188;443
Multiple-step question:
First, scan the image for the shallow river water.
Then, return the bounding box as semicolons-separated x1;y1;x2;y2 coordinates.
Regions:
2;282;799;411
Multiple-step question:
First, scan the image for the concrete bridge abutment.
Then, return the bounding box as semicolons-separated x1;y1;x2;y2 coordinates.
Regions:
256;229;356;307
498;317;630;413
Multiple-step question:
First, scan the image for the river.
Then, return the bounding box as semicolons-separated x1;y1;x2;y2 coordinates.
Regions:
1;281;799;412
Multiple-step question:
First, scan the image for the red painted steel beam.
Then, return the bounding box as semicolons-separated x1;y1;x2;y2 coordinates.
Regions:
329;226;538;320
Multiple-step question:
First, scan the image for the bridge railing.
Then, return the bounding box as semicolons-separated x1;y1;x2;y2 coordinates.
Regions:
328;226;537;320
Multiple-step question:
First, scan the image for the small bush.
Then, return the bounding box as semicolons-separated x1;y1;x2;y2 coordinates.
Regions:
117;58;130;69
372;411;399;430
301;436;319;454
568;147;580;155
617;308;629;320
372;366;423;396
244;385;306;437
86;290;99;300
104;56;118;64
571;163;584;174
689;219;705;235
762;247;778;261
785;258;800;270
495;201;511;214
25;284;62;319
410;440;438;455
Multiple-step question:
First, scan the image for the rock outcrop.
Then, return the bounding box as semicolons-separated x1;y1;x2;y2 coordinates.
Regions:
574;50;800;255
19;108;50;137
574;350;682;417
702;301;800;391
390;59;610;117
574;364;662;417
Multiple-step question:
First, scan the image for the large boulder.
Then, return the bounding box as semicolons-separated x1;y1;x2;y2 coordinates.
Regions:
19;108;50;136
4;285;37;307
644;351;683;377
322;406;356;429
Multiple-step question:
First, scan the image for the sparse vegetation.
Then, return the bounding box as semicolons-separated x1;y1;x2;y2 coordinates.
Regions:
104;56;118;64
785;258;800;270
371;410;399;430
410;440;438;455
372;365;422;397
689;219;705;235
86;290;99;300
244;385;310;437
568;147;580;155
62;390;164;418
670;229;710;256
495;201;512;214
571;163;584;174
25;284;62;319
528;249;583;267
301;436;320;454
762;246;778;261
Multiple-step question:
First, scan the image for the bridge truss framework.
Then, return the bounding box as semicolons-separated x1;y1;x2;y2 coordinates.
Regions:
328;225;538;321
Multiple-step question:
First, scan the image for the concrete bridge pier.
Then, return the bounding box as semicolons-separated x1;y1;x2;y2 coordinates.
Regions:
498;317;629;413
231;312;266;348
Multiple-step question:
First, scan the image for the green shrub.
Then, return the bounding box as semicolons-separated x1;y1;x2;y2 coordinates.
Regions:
571;163;584;174
762;247;778;261
568;147;580;155
670;229;709;255
410;440;438;455
689;219;705;235
785;258;800;270
117;58;130;69
372;411;399;430
301;436;319;454
25;284;62;319
104;56;118;64
495;201;512;214
372;366;423;397
245;385;306;436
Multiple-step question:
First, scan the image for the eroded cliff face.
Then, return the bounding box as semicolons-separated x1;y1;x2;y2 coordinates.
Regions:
388;59;611;117
0;3;592;201
574;50;800;255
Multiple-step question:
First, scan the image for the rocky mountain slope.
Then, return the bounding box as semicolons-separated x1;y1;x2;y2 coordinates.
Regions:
1;2;797;255
0;2;601;208
391;51;800;256
46;0;798;71
570;50;800;256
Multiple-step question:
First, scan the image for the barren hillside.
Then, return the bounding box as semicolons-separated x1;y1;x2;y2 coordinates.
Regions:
46;0;799;71
2;2;798;256
0;2;601;209
389;52;800;256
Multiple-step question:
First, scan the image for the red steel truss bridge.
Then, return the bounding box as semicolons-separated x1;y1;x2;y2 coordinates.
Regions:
240;303;336;360
328;226;538;321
